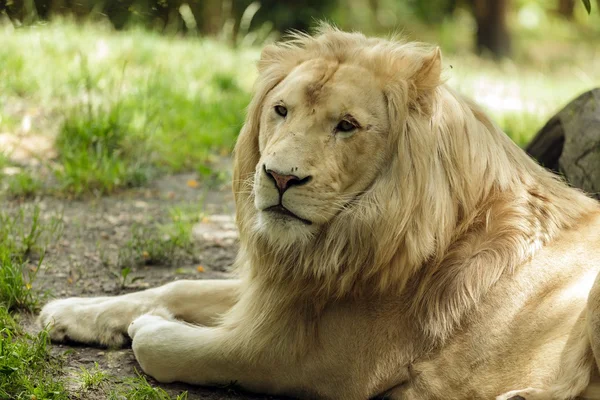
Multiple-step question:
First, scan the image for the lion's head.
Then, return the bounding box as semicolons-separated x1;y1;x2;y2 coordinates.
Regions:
252;55;393;242
235;28;443;245
232;27;595;303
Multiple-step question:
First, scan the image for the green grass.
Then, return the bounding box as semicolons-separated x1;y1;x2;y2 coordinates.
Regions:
76;365;189;399
108;371;188;400
0;205;186;400
0;208;69;399
0;312;187;399
78;362;110;391
0;308;69;400
443;52;600;147
0;254;41;312
0;207;62;311
0;154;43;200
2;171;43;199
115;206;200;272
98;206;202;288
117;223;193;268
54;101;153;197
0;20;255;197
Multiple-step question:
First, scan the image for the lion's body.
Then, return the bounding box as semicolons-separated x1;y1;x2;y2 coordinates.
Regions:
39;28;600;400
404;214;600;399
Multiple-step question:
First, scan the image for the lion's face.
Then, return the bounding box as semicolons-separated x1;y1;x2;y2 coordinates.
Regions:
252;58;390;242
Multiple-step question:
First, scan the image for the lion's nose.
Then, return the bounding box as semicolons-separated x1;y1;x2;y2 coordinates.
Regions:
264;165;312;194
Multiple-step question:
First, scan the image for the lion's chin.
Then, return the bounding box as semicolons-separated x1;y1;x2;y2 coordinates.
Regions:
254;211;318;246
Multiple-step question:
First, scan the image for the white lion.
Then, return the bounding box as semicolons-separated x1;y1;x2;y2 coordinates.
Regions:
40;27;600;400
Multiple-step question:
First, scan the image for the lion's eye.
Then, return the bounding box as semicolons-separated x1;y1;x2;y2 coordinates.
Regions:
336;120;356;133
274;105;288;117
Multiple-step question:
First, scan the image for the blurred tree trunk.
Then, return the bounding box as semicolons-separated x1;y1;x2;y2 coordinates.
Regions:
197;0;224;35
558;0;575;18
0;0;26;23
472;0;511;58
368;0;379;15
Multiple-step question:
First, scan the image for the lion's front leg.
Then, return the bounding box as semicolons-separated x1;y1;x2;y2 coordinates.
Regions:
127;313;299;395
38;279;240;347
128;314;219;384
126;299;389;400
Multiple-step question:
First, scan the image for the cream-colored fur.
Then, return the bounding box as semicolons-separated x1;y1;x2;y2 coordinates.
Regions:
39;27;600;400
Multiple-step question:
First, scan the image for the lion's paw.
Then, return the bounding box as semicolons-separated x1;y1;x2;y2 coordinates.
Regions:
496;388;552;400
38;297;129;348
128;310;177;383
127;308;173;339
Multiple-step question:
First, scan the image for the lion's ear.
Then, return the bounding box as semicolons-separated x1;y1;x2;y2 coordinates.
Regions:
404;47;442;113
258;44;284;73
413;47;442;92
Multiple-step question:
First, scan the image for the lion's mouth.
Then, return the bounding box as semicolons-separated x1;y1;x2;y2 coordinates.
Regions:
264;204;312;225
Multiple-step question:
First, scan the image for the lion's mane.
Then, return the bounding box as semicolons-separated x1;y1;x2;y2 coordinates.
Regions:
231;26;598;342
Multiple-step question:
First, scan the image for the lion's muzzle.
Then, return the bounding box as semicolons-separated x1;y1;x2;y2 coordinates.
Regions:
263;164;312;195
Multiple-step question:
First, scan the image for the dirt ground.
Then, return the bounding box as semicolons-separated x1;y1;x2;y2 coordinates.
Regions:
9;173;288;400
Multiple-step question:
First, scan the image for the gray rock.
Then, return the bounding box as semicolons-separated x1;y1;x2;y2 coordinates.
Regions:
527;88;600;199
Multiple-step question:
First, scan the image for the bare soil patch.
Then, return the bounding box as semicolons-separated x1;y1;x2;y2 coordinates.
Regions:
9;173;285;400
